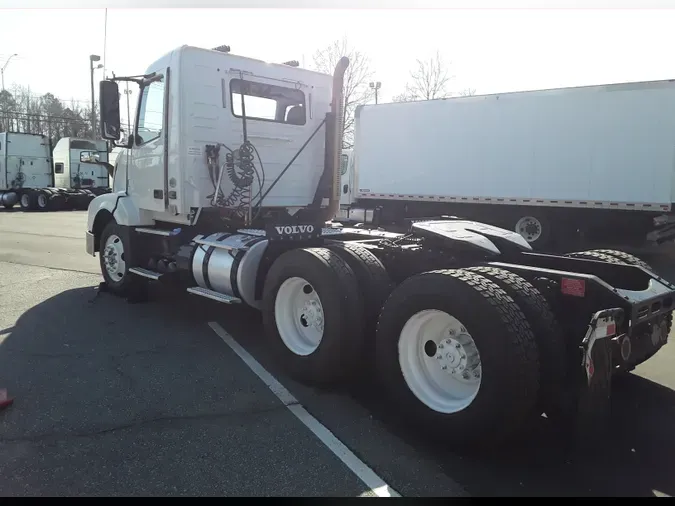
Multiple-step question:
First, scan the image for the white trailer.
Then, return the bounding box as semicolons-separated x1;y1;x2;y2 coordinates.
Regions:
0;133;113;211
337;81;675;248
0;132;52;208
85;44;675;451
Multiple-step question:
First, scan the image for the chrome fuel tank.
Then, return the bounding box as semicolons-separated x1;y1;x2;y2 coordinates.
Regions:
190;232;269;308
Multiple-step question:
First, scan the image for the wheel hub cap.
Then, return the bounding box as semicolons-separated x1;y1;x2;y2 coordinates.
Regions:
103;235;125;280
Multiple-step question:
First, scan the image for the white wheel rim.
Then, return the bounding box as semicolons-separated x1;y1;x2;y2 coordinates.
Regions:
103;234;126;281
20;194;29;207
398;309;482;414
37;194;47;208
515;216;542;243
274;277;325;356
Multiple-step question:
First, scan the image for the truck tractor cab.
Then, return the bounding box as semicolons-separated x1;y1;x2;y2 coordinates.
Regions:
89;44;346;233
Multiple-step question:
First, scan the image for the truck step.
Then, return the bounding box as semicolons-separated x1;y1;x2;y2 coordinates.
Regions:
186;286;241;304
135;227;176;237
129;267;163;280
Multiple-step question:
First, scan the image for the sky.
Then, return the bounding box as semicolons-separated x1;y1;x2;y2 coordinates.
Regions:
2;7;675;125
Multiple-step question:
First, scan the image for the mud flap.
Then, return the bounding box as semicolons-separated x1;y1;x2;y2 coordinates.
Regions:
572;308;621;444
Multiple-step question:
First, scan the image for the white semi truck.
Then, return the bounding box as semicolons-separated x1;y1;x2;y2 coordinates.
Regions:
336;83;675;249
0;133;112;211
86;44;675;450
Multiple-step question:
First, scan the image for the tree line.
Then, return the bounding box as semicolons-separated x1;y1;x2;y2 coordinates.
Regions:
0;86;97;149
0;38;474;150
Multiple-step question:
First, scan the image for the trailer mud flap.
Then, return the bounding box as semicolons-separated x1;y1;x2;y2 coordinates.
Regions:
572;308;620;443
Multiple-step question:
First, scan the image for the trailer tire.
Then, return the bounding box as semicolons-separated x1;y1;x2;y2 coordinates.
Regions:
262;247;365;386
326;242;393;340
463;266;570;420
584;249;652;271
374;269;540;449
99;221;141;296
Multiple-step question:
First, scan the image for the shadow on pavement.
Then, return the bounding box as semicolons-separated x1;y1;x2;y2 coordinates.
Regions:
0;284;371;497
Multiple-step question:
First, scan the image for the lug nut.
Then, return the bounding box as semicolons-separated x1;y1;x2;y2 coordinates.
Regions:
441;365;447;370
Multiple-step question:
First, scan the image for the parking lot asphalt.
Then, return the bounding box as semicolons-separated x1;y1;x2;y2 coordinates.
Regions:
0;209;675;497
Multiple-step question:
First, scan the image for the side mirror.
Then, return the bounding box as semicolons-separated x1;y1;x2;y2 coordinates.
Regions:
99;80;121;141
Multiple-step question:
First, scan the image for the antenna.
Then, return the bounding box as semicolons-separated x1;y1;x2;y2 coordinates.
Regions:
213;45;231;53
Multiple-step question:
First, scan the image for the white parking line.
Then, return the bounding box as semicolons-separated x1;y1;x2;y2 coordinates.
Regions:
208;321;401;498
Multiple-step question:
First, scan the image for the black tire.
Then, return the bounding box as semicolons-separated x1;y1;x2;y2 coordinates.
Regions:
463;266;570;420
99;221;141;296
19;191;37;211
36;190;50;212
2;202;14;210
326;242;392;340
375;269;540;449
262;247;365;386
585;249;652;271
565;250;625;264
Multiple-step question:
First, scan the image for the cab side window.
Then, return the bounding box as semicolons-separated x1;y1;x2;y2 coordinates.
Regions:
136;80;165;145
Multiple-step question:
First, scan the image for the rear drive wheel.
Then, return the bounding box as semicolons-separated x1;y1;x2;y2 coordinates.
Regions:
262;247;365;385
19;191;37;211
565;250;625;264
375;269;540;449
464;266;570;421
326;242;392;339
36;191;50;211
584;249;652;271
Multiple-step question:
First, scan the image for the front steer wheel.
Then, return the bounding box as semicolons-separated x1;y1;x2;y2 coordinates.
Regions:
98;221;143;297
262;247;365;386
374;269;541;450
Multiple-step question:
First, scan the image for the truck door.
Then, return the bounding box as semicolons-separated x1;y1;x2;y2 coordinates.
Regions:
339;150;353;208
129;70;168;212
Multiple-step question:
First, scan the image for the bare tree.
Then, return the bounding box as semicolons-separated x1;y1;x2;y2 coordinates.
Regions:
392;51;453;103
312;37;374;148
459;88;477;97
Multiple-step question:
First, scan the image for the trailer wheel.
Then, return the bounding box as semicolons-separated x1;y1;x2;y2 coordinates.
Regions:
514;215;550;248
99;221;140;296
262;247;365;385
326;242;392;339
463;266;570;420
375;269;540;448
583;249;652;271
19;191;37;211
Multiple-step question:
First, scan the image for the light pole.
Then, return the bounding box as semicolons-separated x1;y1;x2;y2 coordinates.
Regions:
124;85;133;141
1;53;19;92
369;81;381;105
90;54;102;139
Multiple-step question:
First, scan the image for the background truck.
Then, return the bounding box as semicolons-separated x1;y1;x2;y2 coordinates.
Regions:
0;132;112;211
336;82;675;250
86;44;675;450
